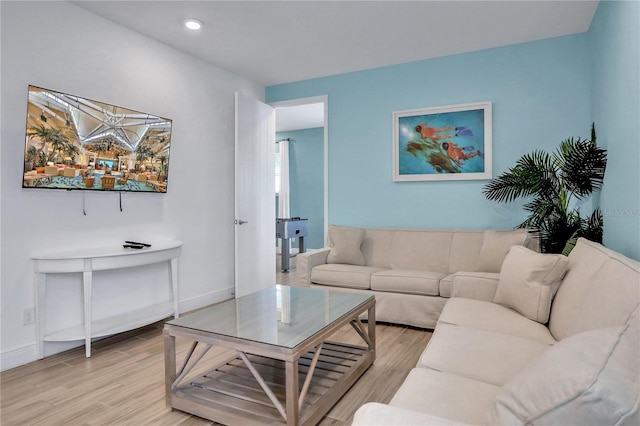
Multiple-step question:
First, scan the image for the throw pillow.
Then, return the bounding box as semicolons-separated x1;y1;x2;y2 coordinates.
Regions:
494;245;569;323
327;227;365;266
488;309;639;425
476;230;529;273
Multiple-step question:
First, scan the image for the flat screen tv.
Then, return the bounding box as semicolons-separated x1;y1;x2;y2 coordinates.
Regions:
22;85;172;193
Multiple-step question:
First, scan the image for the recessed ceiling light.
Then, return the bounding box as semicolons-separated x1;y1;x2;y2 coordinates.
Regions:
184;19;203;31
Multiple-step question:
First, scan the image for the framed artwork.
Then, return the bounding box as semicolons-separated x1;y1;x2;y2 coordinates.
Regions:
393;101;492;181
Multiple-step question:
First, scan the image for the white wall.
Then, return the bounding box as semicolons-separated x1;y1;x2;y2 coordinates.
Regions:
1;1;263;369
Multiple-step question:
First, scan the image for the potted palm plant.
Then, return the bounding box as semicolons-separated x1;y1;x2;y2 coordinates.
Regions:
483;124;607;254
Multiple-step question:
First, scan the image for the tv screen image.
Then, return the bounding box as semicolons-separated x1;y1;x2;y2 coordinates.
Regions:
22;85;172;193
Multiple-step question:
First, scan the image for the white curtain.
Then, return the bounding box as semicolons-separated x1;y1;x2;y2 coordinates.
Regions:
278;139;290;219
278;139;291;253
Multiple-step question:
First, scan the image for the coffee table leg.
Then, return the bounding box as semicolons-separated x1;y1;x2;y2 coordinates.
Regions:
285;359;300;425
368;303;376;353
163;328;176;408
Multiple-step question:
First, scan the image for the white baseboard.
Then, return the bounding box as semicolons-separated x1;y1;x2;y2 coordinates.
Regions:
179;286;235;313
1;286;235;372
1;344;39;372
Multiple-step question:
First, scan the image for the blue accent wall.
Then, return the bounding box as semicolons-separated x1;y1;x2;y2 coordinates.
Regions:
268;20;639;260
268;35;592;232
590;0;640;260
277;128;325;249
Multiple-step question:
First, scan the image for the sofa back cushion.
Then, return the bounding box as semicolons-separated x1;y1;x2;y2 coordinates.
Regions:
549;238;640;341
388;231;452;273
488;308;639;425
475;230;531;272
448;232;485;273
361;228;395;268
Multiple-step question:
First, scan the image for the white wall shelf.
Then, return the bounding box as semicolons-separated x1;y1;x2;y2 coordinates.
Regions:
33;241;183;358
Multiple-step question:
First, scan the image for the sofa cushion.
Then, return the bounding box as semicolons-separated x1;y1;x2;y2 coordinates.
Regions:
476;230;529;272
310;264;383;289
448;231;485;274
372;291;446;329
326;227;365;265
353;403;465;426
439;274;454;298
388;231;451;273
488;308;639;425
371;269;444;296
359;228;394;268
418;322;551;386
390;368;500;425
494;246;569;324
549;238;640;341
445;271;500;301
438;298;557;345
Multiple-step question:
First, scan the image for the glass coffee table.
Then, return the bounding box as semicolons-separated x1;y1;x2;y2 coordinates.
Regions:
164;285;375;425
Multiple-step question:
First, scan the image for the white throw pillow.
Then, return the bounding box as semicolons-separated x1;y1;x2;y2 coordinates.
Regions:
327;227;365;266
476;230;529;272
488;309;640;425
494;245;569;323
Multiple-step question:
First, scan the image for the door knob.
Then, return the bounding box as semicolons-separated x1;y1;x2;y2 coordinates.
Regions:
236;219;248;225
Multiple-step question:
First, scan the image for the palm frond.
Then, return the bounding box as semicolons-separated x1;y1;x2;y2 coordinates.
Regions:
579;208;604;244
558;138;607;198
520;197;558;228
483;150;557;202
561;208;604;255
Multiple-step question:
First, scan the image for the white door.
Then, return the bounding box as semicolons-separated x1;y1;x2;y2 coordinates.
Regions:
234;92;276;298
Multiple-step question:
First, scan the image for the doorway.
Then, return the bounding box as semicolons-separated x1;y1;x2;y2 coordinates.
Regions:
272;96;328;277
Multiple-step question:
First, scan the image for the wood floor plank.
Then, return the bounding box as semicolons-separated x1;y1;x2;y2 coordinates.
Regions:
1;263;431;425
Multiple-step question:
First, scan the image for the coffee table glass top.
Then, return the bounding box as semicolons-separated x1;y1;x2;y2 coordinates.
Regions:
167;285;372;349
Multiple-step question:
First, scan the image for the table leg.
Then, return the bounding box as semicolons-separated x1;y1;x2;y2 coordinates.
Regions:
83;266;92;358
163;329;176;408
281;238;290;272
285;359;300;425
368;303;376;353
34;272;46;359
170;257;179;318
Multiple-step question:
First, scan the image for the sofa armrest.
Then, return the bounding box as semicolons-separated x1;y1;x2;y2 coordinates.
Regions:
353;402;470;425
450;272;500;302
296;247;331;286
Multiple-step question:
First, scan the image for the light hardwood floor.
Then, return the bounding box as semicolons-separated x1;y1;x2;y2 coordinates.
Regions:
0;259;432;426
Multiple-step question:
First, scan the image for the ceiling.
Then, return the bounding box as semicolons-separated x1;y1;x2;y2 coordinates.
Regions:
71;0;598;131
275;102;325;132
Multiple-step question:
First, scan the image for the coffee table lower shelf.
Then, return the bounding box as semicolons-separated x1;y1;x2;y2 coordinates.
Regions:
169;341;373;425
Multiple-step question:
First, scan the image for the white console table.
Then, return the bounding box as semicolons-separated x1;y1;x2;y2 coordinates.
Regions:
33;240;183;358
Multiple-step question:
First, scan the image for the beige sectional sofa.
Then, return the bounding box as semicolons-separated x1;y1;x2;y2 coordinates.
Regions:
352;238;640;425
297;225;538;328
